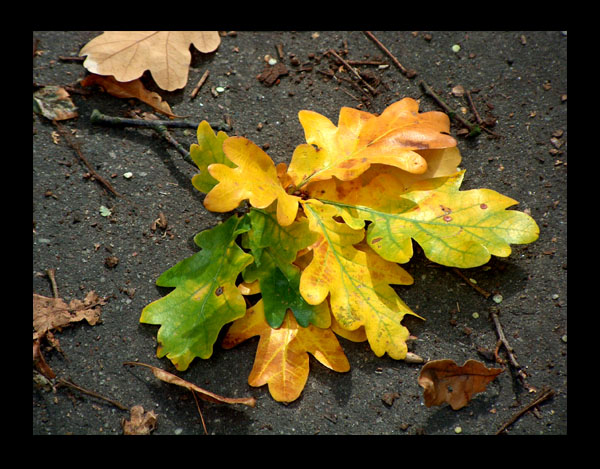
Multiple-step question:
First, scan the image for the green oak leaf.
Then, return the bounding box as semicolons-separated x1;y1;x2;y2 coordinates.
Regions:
244;205;328;328
190;121;234;194
140;214;253;371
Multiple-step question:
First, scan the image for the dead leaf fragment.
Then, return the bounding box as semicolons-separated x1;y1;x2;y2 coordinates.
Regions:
33;86;78;121
81;74;179;118
80;31;221;91
33;291;106;340
418;359;503;410
122;405;157;435
124;362;256;407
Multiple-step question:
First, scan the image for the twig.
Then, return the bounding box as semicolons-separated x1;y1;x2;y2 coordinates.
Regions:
325;49;377;95
46;268;59;299
489;308;532;390
91;110;201;167
496;387;555;435
90;109;230;132
451;268;491;298
190;70;209;99
55;377;129;411
363;31;417;78
420;81;481;137
52;120;122;197
465;90;483;125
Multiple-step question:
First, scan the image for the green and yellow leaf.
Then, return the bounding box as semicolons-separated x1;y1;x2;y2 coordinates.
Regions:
140;215;253;371
310;171;539;268
287;97;457;188
203;136;300;226
222;300;349;403
190;120;232;194
300;200;420;359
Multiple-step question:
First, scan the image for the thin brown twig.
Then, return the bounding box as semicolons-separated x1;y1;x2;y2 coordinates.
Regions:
363;31;417;78
52;120;122;197
325;49;377;95
496;387;555;435
452;268;491;298
420;81;481;137
489;308;533;390
55;377;129;411
465;90;483;125
190;70;209;99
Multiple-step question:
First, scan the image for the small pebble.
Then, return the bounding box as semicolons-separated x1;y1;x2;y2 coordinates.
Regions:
123;172;133;179
492;294;503;304
451;44;461;53
561;335;567;343
454;426;462;434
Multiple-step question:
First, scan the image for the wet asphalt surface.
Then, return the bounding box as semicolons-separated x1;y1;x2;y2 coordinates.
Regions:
33;31;566;435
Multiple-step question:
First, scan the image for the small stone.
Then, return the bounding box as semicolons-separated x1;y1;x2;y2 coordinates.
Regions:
454;426;462;434
451;44;461;53
492;294;503;304
123;172;133;179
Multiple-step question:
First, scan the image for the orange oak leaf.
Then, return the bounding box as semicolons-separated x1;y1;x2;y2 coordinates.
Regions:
287;97;457;188
418;359;503;410
222;300;350;403
203;137;300;226
81;74;180;118
80;31;220;91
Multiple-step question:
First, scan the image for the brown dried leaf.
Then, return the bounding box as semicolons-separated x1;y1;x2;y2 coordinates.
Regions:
33;291;106;340
418;359;503;410
124;362;256;407
81;74;180;118
80;31;220;91
122;405;157;435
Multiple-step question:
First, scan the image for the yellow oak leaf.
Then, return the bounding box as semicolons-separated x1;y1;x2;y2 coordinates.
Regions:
300;200;421;359
203;137;300;226
287;97;457;188
222;300;349;403
80;31;220;91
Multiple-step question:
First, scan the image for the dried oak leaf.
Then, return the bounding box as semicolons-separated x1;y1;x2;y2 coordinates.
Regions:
80;74;180;118
418;359;503;410
122;405;157;435
33;291;106;340
80;31;220;91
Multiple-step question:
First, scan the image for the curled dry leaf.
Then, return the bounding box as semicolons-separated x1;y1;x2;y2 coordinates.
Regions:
80;31;221;91
124;361;256;407
122;405;157;435
418;359;503;410
81;74;180;118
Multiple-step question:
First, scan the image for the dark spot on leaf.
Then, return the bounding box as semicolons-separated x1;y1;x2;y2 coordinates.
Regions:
371;237;383;244
443;215;452;222
480;203;488;209
215;286;224;296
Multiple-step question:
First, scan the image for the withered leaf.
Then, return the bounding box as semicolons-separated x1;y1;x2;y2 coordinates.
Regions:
124;362;256;407
418;359;503;410
81;74;180;118
122;405;157;435
33;291;106;340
